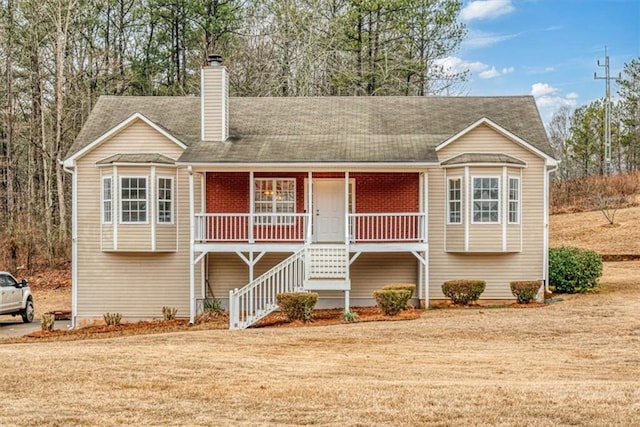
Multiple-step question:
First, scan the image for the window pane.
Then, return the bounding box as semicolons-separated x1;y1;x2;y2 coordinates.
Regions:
472;177;499;223
448;178;462;224
121;177;147;223
508;177;519;223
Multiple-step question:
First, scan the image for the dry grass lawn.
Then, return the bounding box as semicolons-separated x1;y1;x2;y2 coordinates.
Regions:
1;262;638;426
550;205;640;254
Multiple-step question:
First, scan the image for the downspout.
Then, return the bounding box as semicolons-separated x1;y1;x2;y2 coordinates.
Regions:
188;166;195;324
62;162;78;329
543;164;559;293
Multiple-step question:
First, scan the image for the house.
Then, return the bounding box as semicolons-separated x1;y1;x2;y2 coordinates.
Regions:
63;55;557;329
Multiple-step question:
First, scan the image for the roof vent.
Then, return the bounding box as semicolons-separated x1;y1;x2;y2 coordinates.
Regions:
207;53;223;68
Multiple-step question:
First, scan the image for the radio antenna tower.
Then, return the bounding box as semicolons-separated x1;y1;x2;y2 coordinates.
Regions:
594;46;621;175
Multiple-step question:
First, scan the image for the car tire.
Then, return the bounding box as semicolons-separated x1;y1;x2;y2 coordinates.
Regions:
21;299;34;323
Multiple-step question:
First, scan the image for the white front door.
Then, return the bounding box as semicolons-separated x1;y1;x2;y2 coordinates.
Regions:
314;179;345;242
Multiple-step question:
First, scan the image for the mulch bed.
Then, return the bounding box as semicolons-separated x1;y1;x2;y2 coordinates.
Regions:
253;306;422;328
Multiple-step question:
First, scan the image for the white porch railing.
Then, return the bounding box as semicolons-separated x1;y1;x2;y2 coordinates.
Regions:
229;248;306;330
349;213;426;242
195;213;309;242
195;212;426;244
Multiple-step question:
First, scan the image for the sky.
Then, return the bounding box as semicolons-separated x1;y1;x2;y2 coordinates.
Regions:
440;0;640;124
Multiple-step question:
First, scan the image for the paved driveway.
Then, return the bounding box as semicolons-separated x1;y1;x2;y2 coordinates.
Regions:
0;318;72;338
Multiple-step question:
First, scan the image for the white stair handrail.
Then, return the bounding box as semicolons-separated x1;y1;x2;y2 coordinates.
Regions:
229;248;306;329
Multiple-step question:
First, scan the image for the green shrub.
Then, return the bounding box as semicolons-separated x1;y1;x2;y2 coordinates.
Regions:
441;280;486;305
549;247;602;293
202;298;225;316
103;312;122;326
373;289;412;316
382;283;416;297
342;311;359;323
276;292;318;322
41;313;55;332
510;281;542;304
162;306;178;321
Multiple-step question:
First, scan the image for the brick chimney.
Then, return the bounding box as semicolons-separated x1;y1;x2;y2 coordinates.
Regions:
201;54;229;142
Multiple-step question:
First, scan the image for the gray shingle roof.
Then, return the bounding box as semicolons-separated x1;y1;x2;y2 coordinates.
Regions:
67;95;553;164
441;153;527;166
96;153;176;165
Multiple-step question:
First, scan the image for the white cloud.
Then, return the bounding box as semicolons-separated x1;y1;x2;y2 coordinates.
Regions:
530;83;579;123
530;82;557;98
463;29;517;49
436;56;515;80
544;67;555;72
434;56;489;75
479;67;500;79
461;0;515;21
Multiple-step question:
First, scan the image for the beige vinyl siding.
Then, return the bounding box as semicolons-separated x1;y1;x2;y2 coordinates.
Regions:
207;253;249;298
350;253;417;297
74;119;202;319
155;168;178;251
207;252;417;303
430;123;546;299
156;226;177;251
201;67;227;142
207;252;293;298
444;168;465;252
101;225;114;250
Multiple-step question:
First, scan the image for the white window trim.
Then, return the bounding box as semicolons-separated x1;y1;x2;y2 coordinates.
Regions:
120;176;149;224
508;176;520;224
157;176;174;225
446;176;462;225
471;176;501;225
101;176;113;225
254;178;297;225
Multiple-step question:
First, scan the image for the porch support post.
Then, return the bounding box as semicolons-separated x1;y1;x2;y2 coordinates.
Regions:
188;166;195;324
344;171;349;243
307;172;313;244
411;250;429;309
422;171;428;243
423;247;429;309
249;171;254;243
344;290;350;313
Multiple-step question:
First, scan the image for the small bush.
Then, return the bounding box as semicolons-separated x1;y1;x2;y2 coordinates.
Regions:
373;289;412;316
103;312;122;326
342;311;359;323
41;313;55;332
276;292;318;322
202;298;225;316
441;280;486;305
162;306;178;321
510;281;542;304
382;283;416;297
549;247;603;293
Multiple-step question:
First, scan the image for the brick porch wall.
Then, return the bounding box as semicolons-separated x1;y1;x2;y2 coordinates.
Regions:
206;172;419;213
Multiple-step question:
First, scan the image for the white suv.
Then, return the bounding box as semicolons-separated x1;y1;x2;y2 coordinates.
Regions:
0;271;34;323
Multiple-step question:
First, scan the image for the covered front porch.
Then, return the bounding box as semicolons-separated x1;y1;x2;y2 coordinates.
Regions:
187;169;430;328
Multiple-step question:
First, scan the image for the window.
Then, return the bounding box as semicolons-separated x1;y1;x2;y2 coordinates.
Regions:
120;177;147;223
472;177;500;223
254;178;296;224
447;177;462;224
508;177;520;224
157;177;173;224
102;177;112;224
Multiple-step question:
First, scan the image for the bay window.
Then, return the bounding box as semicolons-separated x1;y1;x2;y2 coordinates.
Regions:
121;177;147;223
472;177;500;223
